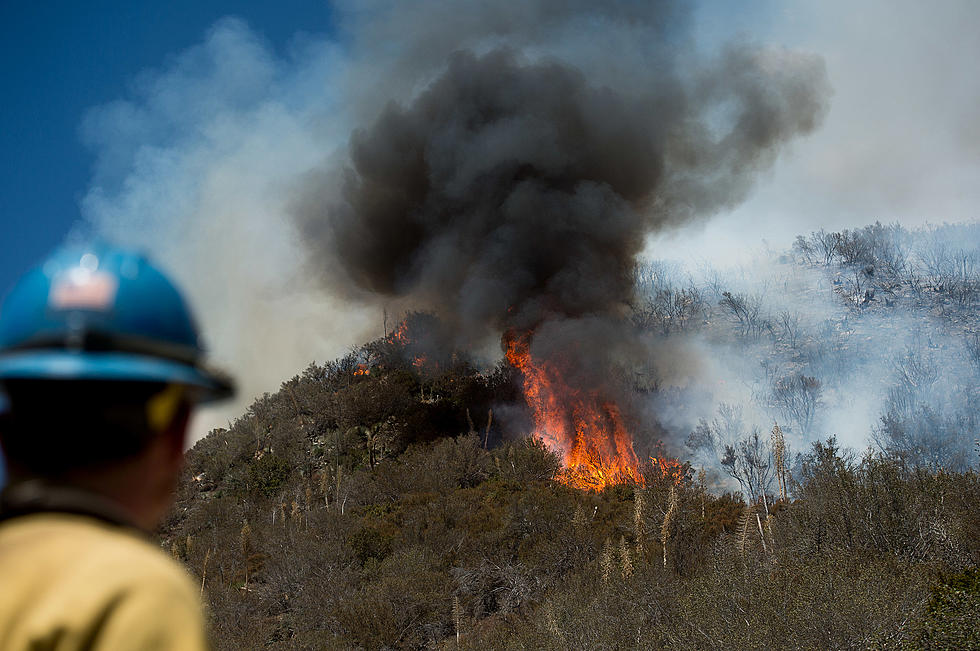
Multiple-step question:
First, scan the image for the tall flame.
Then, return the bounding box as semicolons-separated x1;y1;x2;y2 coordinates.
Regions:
504;331;653;491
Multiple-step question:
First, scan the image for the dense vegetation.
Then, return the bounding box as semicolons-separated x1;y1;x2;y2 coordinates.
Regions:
163;223;980;649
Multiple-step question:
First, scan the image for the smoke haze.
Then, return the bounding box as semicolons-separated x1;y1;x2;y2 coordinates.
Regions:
657;0;980;264
76;1;977;461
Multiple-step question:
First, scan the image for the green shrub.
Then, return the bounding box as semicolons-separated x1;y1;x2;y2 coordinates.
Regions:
908;567;980;649
247;454;290;497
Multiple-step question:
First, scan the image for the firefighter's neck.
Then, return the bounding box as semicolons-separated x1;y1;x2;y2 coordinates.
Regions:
64;414;189;532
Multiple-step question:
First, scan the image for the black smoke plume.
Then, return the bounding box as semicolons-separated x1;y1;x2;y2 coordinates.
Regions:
294;0;830;453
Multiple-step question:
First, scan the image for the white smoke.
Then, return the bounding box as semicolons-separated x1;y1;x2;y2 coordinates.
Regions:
80;19;376;438
656;0;980;265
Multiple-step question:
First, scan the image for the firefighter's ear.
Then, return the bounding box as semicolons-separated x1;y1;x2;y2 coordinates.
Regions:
162;402;192;461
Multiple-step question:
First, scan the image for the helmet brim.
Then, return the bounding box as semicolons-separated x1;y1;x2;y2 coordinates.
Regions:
0;350;235;405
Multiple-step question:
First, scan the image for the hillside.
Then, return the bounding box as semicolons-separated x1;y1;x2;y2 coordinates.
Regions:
164;222;980;649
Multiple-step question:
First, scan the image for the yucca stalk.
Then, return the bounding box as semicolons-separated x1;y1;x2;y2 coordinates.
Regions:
737;505;751;555
755;512;768;555
600;537;614;585
633;489;645;556
320;469;330;507
697;467;707;521
453;596;462;647
200;548;211;599
771;423;788;501
483;408;493;449
619;536;633;579
336;465;343;512
240;522;252;592
661;484;678;568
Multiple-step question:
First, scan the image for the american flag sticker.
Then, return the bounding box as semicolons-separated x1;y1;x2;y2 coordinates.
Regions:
49;270;119;311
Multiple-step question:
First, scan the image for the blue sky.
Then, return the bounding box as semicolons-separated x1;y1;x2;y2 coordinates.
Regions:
0;0;334;294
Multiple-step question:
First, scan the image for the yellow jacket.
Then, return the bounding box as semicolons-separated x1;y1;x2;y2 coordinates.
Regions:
0;513;207;650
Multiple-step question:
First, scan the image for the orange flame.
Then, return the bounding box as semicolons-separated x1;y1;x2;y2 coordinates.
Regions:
387;321;410;345
649;456;686;485
386;321;435;372
505;331;663;491
354;364;370;376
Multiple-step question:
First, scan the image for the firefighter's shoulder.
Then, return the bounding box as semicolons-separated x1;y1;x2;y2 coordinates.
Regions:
0;513;208;651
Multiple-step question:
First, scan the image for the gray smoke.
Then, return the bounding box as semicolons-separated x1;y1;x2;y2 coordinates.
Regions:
294;1;829;444
79;1;830;444
301;5;829;330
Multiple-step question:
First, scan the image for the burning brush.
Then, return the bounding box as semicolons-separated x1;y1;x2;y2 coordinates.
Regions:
294;4;828;493
505;330;683;491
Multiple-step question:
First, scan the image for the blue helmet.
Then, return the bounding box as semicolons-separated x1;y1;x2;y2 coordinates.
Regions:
0;243;234;403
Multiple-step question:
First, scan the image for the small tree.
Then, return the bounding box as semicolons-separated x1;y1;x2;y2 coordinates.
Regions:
777;310;804;349
720;428;774;508
770;374;823;439
719;291;771;339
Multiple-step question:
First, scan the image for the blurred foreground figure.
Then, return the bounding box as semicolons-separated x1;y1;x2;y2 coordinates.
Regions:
0;244;234;650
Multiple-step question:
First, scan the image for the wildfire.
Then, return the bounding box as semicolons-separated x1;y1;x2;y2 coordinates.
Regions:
505;331;683;491
387;317;437;372
387;320;410;345
650;456;686;485
354;364;370;376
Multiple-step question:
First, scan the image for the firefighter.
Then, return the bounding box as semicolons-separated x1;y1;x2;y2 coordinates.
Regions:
0;243;234;649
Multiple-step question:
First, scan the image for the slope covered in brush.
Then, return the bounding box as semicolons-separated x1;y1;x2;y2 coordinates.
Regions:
166;427;979;648
161;222;980;648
